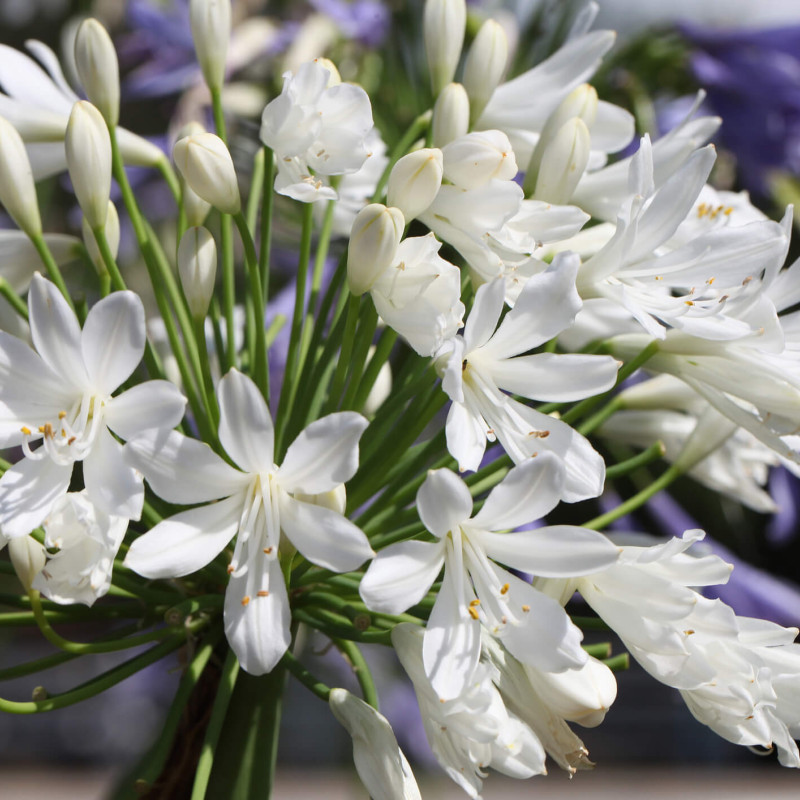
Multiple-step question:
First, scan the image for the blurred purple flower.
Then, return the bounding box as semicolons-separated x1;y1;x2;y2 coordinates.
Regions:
309;0;390;47
767;466;800;545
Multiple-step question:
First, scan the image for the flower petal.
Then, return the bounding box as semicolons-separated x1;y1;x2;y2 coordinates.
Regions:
417;468;473;539
278;493;374;572
360;539;445;615
444;400;487;473
463;278;505;354
81;291;146;395
124;429;249;504
104;381;186;440
124;493;243;578
83;426;143;520
217;369;274;472
0;456;71;538
278;412;368;494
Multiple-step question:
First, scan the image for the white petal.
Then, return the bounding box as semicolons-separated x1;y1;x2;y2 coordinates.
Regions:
0;456;71;538
472;454;565;531
83;426;143;520
81;291;146;395
224;556;291;675
124;493;243;578
424;563;481;700
217;369;274;472
360;540;445;615
28;274;87;389
479;524;620;576
445;400;488;474
104;381;186;440
124;429;249;504
278;493;373;572
417;468;473;539
278;412;368;494
463;278;504;353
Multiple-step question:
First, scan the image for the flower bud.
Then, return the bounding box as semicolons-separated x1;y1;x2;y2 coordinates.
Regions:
387;149;443;221
441;130;517;190
74;18;120;127
0;116;42;238
313;57;342;86
424;0;466;97
431;82;469;148
363;348;392;417
530;117;590;204
294;484;347;515
190;0;231;93
347;204;404;296
175;123;213;227
82;201;120;275
463;19;508;124
173;132;241;215
65;101;112;230
178;226;218;319
8;536;46;592
329;688;422;800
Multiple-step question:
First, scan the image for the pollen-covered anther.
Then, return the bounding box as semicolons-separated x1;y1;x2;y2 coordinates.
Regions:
67;437;76;445
684;629;695;635
20;426;31;436
685;300;694;306
227;564;235;574
257;590;270;597
469;599;480;607
521;604;530;613
467;605;479;620
707;277;716;285
263;546;273;554
58;411;67;419
500;583;509;595
241;595;251;607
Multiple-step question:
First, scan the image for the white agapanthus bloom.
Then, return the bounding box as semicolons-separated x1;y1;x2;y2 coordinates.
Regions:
32;491;128;606
370;232;465;357
124;368;374;675
0;275;186;538
360;456;620;699
0;40;163;178
259;59;374;203
392;623;548;799
434;256;619;500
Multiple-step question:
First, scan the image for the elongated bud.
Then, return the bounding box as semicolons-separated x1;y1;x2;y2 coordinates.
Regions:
432;82;469;148
441;130;517;190
530;117;590;204
176;123;213;227
173;132;241;215
178;226;217;319
363;347;392;417
424;0;466;97
8;536;46;592
329;689;422;800
190;0;231;93
82;201;120;275
66;101;112;230
0;116;41;238
387;149;443;221
463;19;508;124
74;18;120;127
347;204;404;296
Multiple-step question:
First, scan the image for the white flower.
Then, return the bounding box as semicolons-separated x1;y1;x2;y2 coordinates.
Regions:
172;132;241;216
32;491;128;606
435;257;619;500
124;368;374;675
329;688;422;800
347;204;405;296
0;275;186;538
260;59;374;203
361;457;619;699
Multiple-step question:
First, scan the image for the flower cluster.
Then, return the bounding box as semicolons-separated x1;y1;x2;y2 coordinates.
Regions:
0;1;799;797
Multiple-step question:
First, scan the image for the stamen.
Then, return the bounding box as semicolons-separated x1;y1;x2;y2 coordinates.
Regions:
521;605;530;613
257;590;270;597
500;583;509;595
241;596;251;606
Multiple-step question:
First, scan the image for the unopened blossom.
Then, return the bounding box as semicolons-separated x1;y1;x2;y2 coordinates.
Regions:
361;457;619;699
347;203;404;296
173;132;241;215
125;369;374;675
0;275;186;538
387;148;443;222
0;114;41;238
424;0;466;96
74;18;120;127
190;0;231;93
431;82;469;147
178;226;217;319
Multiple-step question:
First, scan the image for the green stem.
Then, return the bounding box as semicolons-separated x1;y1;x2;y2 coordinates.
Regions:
156;157;182;206
0;278;28;319
370;110;432;202
333;638;379;710
30;233;73;309
246;148;265;231
259;147;274;306
605;441;666;480
325;293;361;413
281;650;331;702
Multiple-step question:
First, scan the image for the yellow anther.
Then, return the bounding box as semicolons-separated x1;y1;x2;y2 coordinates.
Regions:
38;426;45;433
469;599;480;607
263;547;273;555
241;596;251;607
58;411;67;419
521;605;530;613
684;629;695;636
227;565;235;574
468;606;479;620
20;426;31;436
724;206;733;215
67;437;76;445
500;583;509;595
685;300;695;306
257;590;270;597
707;277;716;285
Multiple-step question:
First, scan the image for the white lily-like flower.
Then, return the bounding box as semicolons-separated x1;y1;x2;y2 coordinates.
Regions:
0;274;186;538
260;59;374;203
32;491;128;606
124;368;374;675
435;256;619;500
361;457;620;699
0;40;163;179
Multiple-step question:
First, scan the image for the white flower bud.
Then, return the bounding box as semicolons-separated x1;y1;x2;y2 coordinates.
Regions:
190;0;231;93
178;226;218;319
65;101;112;230
176;123;213;227
347;204;404;296
431;82;469;148
387;149;443;221
463;19;508;124
0;116;42;238
82;201;120;275
531;117;591;204
173;132;241;215
74;18;120;127
441;130;517;190
8;536;46;592
363;348;392;417
313;57;342;86
294;484;347;515
329;688;422;800
424;0;466;97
